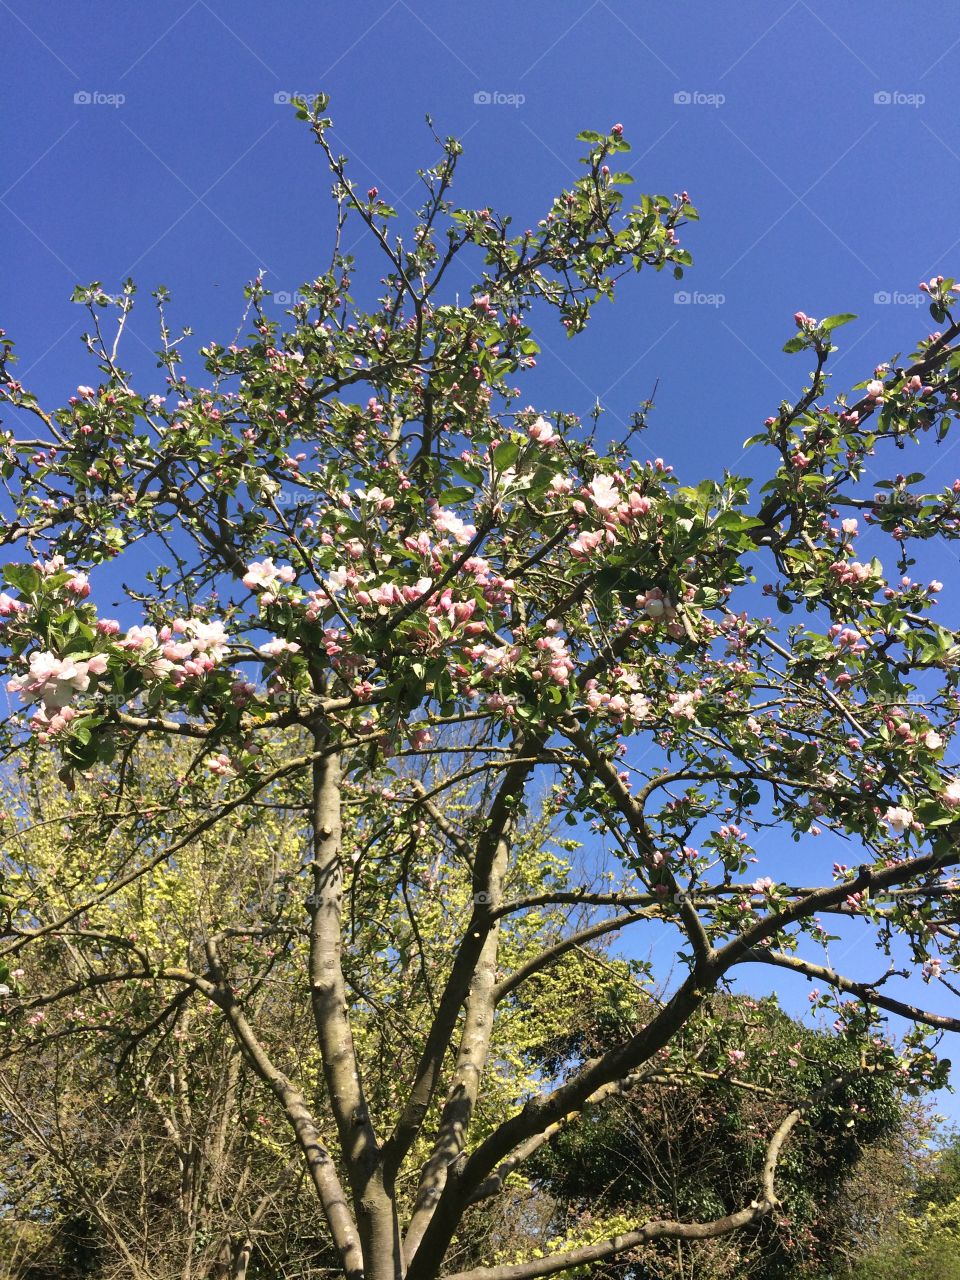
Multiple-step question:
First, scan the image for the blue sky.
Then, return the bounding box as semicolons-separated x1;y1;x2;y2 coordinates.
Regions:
4;1;960;1123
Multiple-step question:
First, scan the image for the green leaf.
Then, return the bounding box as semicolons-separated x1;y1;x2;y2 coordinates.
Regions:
493;441;519;470
450;459;483;487
819;313;857;332
713;513;764;532
4;564;41;596
782;335;807;353
437;487;473;506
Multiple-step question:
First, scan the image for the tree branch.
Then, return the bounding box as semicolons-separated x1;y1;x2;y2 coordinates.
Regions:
756;948;960;1032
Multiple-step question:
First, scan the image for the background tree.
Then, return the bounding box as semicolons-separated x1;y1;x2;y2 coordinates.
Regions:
848;1129;960;1280
523;989;922;1278
3;96;960;1280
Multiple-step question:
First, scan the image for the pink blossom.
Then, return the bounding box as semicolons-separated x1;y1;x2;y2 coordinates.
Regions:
232;680;256;704
358;486;395;513
162;640;194;661
258;639;301;657
451;600;476;624
638;589;674;622
7;650;95;711
587;475;619;511
883;805;915;834
208;753;237;778
570;529;604;559
242;558;296;590
528;416;557;445
118;625;160;652
41;706;77;737
184;619;229;661
431;505;476;546
629;693;651;721
403;577;434;603
829;560;873;587
370;583;404;608
486;693;515;714
403;532;432;557
668;690;701;721
323;628;343;657
841;518;858;536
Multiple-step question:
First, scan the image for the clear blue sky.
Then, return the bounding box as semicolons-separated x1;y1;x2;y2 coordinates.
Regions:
4;1;960;1122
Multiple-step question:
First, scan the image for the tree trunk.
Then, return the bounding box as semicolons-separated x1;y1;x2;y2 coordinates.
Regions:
232;1239;252;1279
357;1175;403;1280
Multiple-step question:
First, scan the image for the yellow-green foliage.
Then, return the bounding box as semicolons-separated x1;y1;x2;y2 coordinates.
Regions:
900;1193;960;1254
2;741;628;1239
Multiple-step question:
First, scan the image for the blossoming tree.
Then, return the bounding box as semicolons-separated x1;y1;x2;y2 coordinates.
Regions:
3;97;960;1280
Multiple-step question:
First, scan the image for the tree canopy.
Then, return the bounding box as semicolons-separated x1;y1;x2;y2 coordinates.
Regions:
2;97;960;1280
